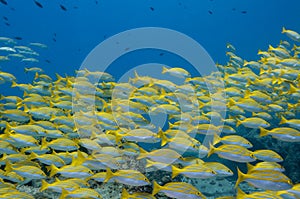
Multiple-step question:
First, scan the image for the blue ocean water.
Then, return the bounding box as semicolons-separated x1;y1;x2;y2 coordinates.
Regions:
0;0;299;90
1;1;300;198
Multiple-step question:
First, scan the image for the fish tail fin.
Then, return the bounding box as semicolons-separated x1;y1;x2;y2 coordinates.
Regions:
244;90;251;98
259;127;268;137
171;165;181;179
236;118;242;127
60;188;69;199
4;122;12;134
136;149;147;160
40;179;49;191
245;79;253;87
161;66;168;74
213;133;221;145
282;27;286;33
49;164;59;177
115;133;124;144
104;168;114;183
288;83;298;94
236;187;247;198
11;80;17;88
279;116;288;125
287;103;295;111
235;167;245;188
77;150;87;165
227;98;235;107
268;45;275;51
29;152;39;160
152;180;162;196
41;137;48;149
34;72;39;80
55;73;63;84
23;104;29;113
246;163;254;172
207;142;215;157
160;132;169;147
121;188;129;198
145;159;154;168
4;160;13;173
24;67;29;73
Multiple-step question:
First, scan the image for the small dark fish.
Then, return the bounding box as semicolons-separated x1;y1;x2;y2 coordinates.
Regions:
232;8;236;11
53;38;56;42
150;7;154;11
241;11;247;14
10;7;15;11
33;0;43;8
14;36;22;40
95;0;98;4
124;47;130;51
208;10;213;14
45;59;51;63
53;33;57;37
159;53;164;56
4;22;10;26
3;16;8;21
0;0;7;5
60;4;67;11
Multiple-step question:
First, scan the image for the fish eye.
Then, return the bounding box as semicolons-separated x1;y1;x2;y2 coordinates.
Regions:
227;170;231;172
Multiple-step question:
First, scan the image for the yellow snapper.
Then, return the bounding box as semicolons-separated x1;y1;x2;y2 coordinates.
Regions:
47;163;93;178
203;162;234;177
30;152;65;167
152;181;205;199
116;128;160;144
236;188;282;199
236;168;293;191
247;162;285;172
237;117;270;128
260;127;300;142
42;138;79;151
60;188;102;199
145;159;172;172
40;178;80;193
104;168;150;186
171;164;216;179
5;161;46;179
208;144;256;163
282;27;300;42
1;109;30;122
162;66;190;79
1;191;35;199
280;116;300;129
213;134;253;148
121;188;155;199
252;149;283;162
137;148;182;164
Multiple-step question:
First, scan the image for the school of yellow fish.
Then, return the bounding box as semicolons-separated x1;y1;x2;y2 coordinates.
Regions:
0;27;300;199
